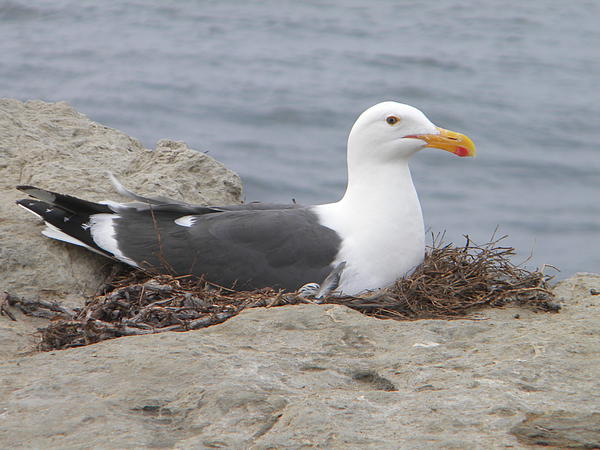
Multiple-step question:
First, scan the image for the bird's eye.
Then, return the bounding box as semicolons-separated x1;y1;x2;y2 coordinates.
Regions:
386;116;399;125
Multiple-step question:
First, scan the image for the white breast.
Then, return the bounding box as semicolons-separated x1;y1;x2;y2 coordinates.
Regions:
313;166;425;296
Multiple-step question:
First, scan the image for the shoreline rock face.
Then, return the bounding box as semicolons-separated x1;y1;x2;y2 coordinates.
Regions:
0;273;599;448
0;98;243;299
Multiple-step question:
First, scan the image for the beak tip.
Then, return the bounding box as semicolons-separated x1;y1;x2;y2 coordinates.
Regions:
455;147;469;157
455;146;476;157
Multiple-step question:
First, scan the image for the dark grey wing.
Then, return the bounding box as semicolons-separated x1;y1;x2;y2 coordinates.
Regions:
17;184;333;290
216;202;302;211
114;207;342;291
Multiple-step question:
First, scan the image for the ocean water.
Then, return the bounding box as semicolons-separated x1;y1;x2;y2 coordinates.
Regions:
2;0;599;278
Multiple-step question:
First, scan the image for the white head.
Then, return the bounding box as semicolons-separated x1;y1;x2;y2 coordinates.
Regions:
347;101;475;169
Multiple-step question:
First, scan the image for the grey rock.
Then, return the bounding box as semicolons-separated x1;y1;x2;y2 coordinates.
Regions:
511;411;600;448
0;98;242;299
0;273;599;449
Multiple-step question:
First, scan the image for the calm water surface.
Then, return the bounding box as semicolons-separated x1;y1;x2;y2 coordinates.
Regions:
2;0;599;277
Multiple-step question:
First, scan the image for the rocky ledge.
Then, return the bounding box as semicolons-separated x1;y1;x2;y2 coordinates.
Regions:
0;274;598;448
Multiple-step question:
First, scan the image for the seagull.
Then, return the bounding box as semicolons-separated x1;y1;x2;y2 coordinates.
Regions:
16;101;475;295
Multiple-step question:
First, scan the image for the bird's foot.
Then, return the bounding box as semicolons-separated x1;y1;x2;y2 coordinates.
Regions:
298;282;321;301
297;261;347;303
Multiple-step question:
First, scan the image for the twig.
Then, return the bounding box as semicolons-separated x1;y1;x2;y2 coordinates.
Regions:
0;292;17;321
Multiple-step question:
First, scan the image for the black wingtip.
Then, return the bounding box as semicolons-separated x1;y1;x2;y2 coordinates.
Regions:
16;185;36;192
16;198;36;206
15;198;49;219
14;186;58;204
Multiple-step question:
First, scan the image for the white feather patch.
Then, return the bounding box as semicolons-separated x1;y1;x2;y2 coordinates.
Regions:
98;200;125;211
42;223;93;249
174;215;197;227
89;214;139;267
41;223;127;260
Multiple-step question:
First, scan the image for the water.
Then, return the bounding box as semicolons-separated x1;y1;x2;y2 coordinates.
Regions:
2;0;599;278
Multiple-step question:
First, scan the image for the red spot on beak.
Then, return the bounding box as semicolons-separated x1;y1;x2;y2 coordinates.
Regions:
455;146;469;157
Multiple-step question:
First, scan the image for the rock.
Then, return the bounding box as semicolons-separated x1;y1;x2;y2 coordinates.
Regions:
0;273;599;448
510;411;600;448
0;98;243;300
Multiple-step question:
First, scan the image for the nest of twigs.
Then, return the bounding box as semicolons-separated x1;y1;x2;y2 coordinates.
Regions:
1;234;559;351
338;234;559;319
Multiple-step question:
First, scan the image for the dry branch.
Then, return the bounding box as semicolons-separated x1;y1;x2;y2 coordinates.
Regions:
330;234;558;319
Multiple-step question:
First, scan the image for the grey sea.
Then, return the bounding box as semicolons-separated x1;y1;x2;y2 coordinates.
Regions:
2;0;599;278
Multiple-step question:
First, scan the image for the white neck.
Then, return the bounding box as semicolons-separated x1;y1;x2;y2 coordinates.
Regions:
314;158;425;295
342;156;414;205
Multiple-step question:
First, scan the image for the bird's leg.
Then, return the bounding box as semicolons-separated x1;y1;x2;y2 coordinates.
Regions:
297;282;321;299
297;261;347;303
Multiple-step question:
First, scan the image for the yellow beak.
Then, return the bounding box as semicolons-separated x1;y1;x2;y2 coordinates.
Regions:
407;127;476;157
